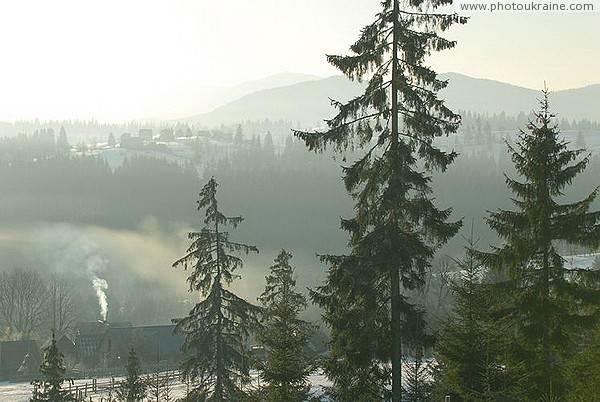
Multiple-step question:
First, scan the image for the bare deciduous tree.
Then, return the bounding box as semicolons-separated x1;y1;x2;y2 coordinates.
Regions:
46;274;80;337
0;269;48;340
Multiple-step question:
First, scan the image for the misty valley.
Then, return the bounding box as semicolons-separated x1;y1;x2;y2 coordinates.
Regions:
1;109;599;400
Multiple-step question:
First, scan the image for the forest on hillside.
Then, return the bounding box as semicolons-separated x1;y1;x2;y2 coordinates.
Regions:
1;124;598;332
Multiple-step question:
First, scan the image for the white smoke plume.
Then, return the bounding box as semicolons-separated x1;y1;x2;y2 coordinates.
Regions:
85;254;109;321
92;277;108;321
16;223;193;322
15;225;113;321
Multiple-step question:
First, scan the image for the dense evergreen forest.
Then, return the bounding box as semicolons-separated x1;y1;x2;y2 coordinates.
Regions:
2;124;597;255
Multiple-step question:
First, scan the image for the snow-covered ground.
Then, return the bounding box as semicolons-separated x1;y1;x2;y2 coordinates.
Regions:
99;147;190;172
0;371;331;401
0;381;31;402
564;252;599;270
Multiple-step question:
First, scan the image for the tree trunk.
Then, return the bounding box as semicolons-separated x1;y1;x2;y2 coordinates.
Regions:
391;267;402;402
391;0;402;400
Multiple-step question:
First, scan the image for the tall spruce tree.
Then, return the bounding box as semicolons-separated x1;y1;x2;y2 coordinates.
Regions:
294;0;466;399
475;92;600;399
173;177;260;401
116;348;147;402
257;250;313;402
30;332;75;402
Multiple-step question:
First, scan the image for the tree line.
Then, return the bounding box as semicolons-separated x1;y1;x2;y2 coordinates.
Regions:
0;154;199;229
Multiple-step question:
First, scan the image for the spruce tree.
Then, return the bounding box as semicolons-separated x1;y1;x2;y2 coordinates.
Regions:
30;332;75;402
565;324;600;400
403;354;431;402
402;307;434;402
434;232;526;401
257;250;313;402
294;1;466;399
475;92;600;399
173;177;260;401
311;255;391;401
56;126;70;156
116;348;147;402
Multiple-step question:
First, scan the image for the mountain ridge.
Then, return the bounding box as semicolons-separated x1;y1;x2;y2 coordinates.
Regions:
180;73;600;126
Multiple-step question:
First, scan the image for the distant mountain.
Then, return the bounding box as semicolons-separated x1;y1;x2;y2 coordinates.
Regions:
550;84;600;121
173;72;322;119
438;73;540;116
222;72;322;103
182;75;364;127
181;73;600;126
439;73;600;121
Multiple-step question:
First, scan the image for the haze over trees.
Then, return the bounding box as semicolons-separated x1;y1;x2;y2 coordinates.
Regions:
0;119;598;336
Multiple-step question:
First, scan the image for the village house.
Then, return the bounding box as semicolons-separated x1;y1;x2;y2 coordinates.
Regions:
0;340;42;380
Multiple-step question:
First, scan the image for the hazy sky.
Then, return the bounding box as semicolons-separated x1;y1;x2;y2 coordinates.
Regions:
0;0;598;121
